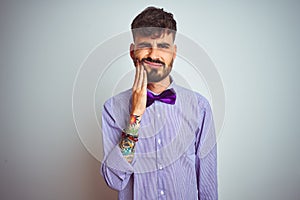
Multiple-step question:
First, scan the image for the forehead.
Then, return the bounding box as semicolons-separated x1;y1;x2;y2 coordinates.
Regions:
134;32;174;44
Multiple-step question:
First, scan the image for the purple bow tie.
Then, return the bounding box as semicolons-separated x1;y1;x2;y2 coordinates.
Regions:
146;89;176;107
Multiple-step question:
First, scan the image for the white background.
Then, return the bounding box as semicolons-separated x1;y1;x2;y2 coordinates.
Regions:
0;1;299;200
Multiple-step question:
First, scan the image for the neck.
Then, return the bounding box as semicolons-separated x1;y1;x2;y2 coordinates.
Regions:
147;76;171;94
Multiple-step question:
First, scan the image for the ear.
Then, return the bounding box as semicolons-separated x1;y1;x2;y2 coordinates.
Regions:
130;43;135;60
173;44;177;60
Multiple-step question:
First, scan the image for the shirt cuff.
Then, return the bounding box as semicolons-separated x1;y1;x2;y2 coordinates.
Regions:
105;144;135;173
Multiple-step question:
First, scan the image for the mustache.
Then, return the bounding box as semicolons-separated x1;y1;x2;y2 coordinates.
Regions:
141;57;165;66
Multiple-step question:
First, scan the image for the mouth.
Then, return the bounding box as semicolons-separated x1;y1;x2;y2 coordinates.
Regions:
142;58;164;69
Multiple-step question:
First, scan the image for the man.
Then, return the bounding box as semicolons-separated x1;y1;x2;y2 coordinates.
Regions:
101;6;218;200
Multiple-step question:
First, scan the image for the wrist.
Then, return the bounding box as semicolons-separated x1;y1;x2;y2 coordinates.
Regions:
123;114;141;137
129;114;141;125
130;110;143;117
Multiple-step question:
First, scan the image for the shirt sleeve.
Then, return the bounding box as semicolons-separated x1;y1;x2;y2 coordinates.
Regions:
195;99;218;200
100;100;134;191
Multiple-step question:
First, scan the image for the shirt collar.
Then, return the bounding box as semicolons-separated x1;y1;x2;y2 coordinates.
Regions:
147;75;177;95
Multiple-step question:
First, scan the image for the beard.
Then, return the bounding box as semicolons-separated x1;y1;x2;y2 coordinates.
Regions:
141;57;174;83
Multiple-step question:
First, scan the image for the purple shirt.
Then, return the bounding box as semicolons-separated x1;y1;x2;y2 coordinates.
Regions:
101;81;218;200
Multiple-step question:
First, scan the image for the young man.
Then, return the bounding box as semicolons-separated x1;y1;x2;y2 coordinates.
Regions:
101;7;218;200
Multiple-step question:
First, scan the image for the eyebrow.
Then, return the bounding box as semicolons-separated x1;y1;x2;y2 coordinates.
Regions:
136;42;171;47
136;42;152;47
157;43;170;48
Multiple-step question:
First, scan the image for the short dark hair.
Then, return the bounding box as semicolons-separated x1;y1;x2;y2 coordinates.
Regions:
131;6;177;41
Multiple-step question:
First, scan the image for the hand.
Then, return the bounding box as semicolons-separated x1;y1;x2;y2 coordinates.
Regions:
131;61;147;116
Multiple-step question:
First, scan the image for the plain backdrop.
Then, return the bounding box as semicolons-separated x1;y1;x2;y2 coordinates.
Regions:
0;1;299;200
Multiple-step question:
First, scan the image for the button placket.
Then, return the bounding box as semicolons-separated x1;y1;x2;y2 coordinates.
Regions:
153;104;166;199
157;138;161;145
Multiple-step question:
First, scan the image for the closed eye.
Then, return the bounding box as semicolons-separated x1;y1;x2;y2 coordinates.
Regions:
157;43;170;49
136;42;152;49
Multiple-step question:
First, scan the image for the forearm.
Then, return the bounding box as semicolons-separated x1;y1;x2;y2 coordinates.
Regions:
119;114;141;163
101;146;133;191
118;63;146;163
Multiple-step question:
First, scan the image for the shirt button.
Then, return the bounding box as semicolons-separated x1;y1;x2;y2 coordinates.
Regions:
157;113;160;118
159;165;163;170
160;190;164;195
157;138;161;144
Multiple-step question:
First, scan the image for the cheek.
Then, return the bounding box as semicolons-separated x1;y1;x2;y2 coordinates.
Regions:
162;52;174;63
134;49;148;59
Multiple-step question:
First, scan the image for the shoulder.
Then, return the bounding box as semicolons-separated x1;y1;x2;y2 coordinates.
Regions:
174;84;211;110
104;89;131;106
103;89;131;109
102;89;132;128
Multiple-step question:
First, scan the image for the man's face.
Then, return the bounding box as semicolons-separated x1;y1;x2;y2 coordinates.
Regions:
130;32;177;83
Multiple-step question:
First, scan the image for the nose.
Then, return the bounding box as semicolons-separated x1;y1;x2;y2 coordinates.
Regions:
148;47;160;60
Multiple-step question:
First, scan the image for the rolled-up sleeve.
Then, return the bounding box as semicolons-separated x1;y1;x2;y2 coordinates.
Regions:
100;100;134;191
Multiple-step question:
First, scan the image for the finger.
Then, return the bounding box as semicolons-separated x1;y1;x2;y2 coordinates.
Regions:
132;62;140;90
136;64;143;88
142;69;147;89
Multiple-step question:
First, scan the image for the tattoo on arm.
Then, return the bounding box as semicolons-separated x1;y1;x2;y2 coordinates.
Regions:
119;115;141;163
